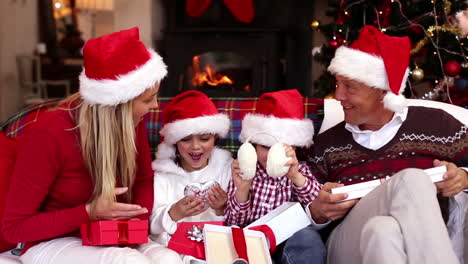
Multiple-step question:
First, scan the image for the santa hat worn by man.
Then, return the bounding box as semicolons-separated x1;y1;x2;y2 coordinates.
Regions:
79;27;167;106
328;25;411;113
156;90;230;159
239;89;314;148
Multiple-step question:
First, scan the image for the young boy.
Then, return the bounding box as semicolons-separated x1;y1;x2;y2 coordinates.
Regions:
225;89;325;264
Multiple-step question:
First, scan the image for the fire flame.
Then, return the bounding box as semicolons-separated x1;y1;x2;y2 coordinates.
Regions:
191;56;233;87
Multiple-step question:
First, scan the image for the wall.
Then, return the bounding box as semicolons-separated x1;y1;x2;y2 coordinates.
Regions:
114;0;153;48
0;0;38;122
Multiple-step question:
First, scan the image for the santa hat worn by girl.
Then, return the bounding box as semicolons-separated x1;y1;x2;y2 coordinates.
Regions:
79;27;167;106
239;89;314;148
156;90;230;160
328;25;411;113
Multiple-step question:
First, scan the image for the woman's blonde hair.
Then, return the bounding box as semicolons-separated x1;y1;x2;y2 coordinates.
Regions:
62;93;137;219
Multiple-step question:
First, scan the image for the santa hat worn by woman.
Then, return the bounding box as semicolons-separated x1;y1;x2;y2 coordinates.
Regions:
239;89;314;148
80;27;167;105
327;25;411;113
156;90;230;160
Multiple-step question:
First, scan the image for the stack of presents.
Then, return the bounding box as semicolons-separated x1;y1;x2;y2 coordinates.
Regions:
81;202;309;264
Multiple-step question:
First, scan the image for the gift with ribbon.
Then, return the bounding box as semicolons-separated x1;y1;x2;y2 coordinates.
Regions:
80;220;148;246
246;202;311;252
204;224;272;264
167;221;224;260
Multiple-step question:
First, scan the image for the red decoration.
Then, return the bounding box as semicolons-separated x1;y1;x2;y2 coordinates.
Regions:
444;60;461;77
0;132;18;252
167;221;224;260
329;39;339;49
377;0;393;28
336;0;349;25
408;24;424;37
186;0;255;24
80;220;148;246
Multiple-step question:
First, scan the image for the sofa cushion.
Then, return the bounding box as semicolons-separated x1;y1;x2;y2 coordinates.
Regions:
0;132;18;252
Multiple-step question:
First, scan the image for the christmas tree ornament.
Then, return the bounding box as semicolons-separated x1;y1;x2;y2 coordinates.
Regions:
311;46;322;56
444;60;461;77
411;67;424;81
455;78;468;90
310;20;320;30
329;40;339;49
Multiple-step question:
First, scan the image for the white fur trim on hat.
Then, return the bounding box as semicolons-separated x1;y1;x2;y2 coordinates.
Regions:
239;114;314;147
160;113;230;145
155;141;176;161
383;92;407;113
328;46;389;90
79;49;167;106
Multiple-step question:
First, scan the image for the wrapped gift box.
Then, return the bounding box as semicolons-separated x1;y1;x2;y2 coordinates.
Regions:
331;166;448;201
245;202;311;249
167;221;224;260
204;224;272;264
80;220;148;246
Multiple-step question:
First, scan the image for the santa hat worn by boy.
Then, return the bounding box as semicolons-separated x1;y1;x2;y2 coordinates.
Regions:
79;27;167;106
328;25;411;113
156;90;230;159
239;89;314;148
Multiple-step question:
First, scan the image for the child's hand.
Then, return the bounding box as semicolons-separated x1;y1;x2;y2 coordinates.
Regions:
168;195;205;222
284;145;306;187
207;185;228;215
231;159;253;203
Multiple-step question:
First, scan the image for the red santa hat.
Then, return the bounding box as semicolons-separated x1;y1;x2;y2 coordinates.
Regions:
239;89;314;147
156;90;230;159
328;25;411;113
79;27;167;105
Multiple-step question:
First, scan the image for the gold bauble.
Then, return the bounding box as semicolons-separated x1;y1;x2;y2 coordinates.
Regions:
310;20;320;30
324;93;334;99
411;67;425;81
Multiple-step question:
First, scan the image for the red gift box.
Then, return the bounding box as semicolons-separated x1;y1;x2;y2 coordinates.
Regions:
167;221;224;260
80;220;148;246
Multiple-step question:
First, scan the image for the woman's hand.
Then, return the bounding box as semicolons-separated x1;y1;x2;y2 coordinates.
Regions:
168;195;205;222
85;187;148;221
207;185;228;215
231;159;253;203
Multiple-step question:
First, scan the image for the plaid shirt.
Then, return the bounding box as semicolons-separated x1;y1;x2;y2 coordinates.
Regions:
225;162;322;227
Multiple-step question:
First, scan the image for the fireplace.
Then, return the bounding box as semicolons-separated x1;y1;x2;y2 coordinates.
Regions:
158;0;313;97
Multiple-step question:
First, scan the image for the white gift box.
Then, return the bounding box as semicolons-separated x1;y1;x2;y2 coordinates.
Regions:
203;224;272;264
245;202;311;246
332;166;448;201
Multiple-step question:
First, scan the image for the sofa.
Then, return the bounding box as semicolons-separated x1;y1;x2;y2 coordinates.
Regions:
0;96;324;262
1;97;466;263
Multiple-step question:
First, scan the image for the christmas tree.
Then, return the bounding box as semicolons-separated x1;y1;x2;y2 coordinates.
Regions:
311;0;468;108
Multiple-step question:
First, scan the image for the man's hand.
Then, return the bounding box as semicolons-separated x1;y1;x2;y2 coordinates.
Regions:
434;159;468;197
309;182;358;223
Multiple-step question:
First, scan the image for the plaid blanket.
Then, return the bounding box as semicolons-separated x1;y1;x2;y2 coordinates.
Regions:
1;97;324;155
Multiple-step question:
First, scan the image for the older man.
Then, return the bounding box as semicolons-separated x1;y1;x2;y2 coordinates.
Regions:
307;25;467;264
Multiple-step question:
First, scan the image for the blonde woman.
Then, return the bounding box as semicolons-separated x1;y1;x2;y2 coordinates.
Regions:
2;27;168;263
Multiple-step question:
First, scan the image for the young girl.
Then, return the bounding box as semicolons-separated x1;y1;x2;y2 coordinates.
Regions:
149;90;232;263
2;27;167;263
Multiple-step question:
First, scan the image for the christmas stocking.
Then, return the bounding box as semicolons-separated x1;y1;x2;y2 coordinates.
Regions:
223;0;255;24
186;0;213;17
